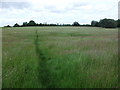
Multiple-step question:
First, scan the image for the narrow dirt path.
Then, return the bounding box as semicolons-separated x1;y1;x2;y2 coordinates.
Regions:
34;30;55;88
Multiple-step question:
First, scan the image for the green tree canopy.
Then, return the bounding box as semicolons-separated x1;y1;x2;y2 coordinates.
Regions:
23;22;28;26
91;21;99;27
117;19;120;27
72;21;80;26
99;19;117;28
13;23;20;27
27;20;36;26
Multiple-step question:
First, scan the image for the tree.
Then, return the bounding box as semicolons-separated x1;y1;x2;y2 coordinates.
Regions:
72;21;80;26
117;19;120;27
4;25;11;27
27;20;36;26
22;22;28;26
91;20;99;27
99;19;117;28
13;23;20;27
39;23;42;26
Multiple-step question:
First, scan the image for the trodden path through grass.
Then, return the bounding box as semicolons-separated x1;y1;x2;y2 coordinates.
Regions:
34;30;56;88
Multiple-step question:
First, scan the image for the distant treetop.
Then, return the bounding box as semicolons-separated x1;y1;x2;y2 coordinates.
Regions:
72;21;80;26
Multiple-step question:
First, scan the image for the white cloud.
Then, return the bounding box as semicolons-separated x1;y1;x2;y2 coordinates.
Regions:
0;0;119;26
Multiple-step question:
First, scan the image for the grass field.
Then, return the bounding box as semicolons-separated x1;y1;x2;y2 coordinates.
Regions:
2;27;118;88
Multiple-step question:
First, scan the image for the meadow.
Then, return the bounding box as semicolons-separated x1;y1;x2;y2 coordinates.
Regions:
2;27;118;88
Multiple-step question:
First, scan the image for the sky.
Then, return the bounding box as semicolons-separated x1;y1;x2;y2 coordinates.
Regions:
0;0;119;26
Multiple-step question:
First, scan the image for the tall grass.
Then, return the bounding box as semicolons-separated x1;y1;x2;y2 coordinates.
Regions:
2;27;118;88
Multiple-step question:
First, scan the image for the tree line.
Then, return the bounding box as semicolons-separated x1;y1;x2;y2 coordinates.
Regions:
91;18;118;28
4;18;120;28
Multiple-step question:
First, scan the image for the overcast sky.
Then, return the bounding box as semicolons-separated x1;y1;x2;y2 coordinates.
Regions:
0;0;119;26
